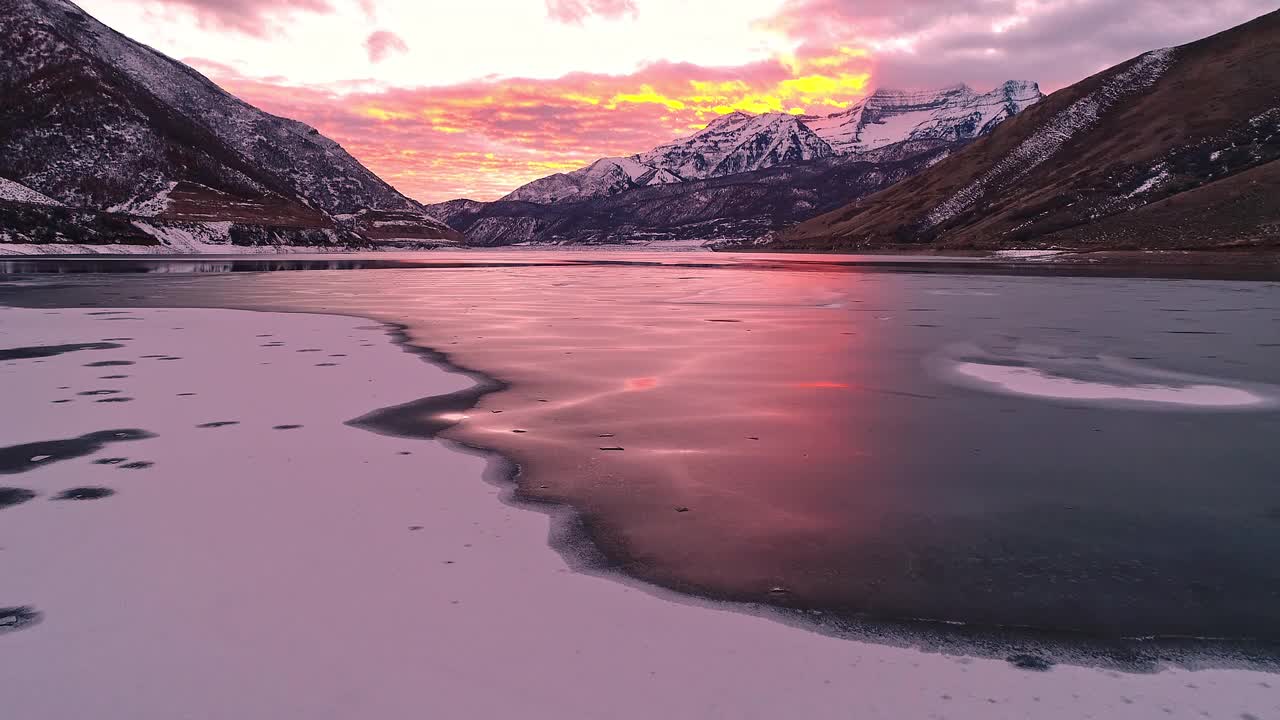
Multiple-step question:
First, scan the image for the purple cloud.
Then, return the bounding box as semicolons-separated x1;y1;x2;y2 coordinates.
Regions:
365;30;408;63
138;0;335;36
773;0;1277;91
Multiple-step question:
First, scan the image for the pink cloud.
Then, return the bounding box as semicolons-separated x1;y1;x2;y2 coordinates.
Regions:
768;0;1276;91
176;0;1275;203
365;30;408;63
545;0;637;25
139;0;335;36
189;51;870;202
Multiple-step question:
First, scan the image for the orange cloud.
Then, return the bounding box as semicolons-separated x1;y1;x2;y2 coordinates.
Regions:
190;40;874;203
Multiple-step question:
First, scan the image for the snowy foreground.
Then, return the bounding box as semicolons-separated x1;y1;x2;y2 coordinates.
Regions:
0;307;1275;719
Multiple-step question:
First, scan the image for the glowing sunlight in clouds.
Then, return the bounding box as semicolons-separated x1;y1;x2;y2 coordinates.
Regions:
75;0;1278;201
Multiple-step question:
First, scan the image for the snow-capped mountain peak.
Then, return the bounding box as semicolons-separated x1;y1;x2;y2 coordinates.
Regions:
636;112;834;179
503;111;835;203
803;81;1045;155
501;80;1043;205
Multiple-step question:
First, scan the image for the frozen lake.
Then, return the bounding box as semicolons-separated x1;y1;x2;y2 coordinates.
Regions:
1;251;1279;717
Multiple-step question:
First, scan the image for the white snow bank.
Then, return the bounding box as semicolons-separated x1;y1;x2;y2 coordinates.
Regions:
0;307;1275;719
993;249;1066;260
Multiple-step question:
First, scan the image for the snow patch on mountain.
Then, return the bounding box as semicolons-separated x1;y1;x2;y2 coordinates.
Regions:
1127;164;1172;197
132;220;234;250
923;50;1175;229
0;177;61;206
108;182;177;216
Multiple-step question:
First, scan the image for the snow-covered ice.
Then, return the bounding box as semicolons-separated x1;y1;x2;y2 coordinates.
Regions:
934;341;1279;410
954;362;1270;408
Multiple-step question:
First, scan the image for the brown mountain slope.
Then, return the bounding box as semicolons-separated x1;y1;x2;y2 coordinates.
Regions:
770;10;1280;251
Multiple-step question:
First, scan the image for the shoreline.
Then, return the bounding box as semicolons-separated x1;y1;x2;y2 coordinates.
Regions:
163;303;1280;671
4;247;1280;283
371;320;1280;673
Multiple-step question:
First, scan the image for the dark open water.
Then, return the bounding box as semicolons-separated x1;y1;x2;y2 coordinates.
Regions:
3;251;1279;666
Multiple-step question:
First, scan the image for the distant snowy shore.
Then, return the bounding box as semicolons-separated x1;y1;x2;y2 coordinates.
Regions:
0;242;341;256
0;241;451;256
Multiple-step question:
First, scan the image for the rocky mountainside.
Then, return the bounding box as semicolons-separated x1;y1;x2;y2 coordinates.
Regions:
502;82;1042;205
767;10;1280;252
0;0;458;252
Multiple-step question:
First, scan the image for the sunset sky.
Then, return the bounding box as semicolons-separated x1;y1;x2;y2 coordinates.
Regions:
78;0;1275;203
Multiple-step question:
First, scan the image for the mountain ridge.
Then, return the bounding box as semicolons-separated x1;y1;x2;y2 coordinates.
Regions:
0;0;459;251
427;144;956;246
499;81;1043;206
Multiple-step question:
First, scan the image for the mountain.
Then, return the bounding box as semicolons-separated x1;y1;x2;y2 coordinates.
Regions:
766;10;1280;252
0;0;458;252
803;81;1043;156
430;148;952;246
501;82;1043;206
501;157;685;205
433;81;1042;245
632;113;835;180
503;113;837;204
